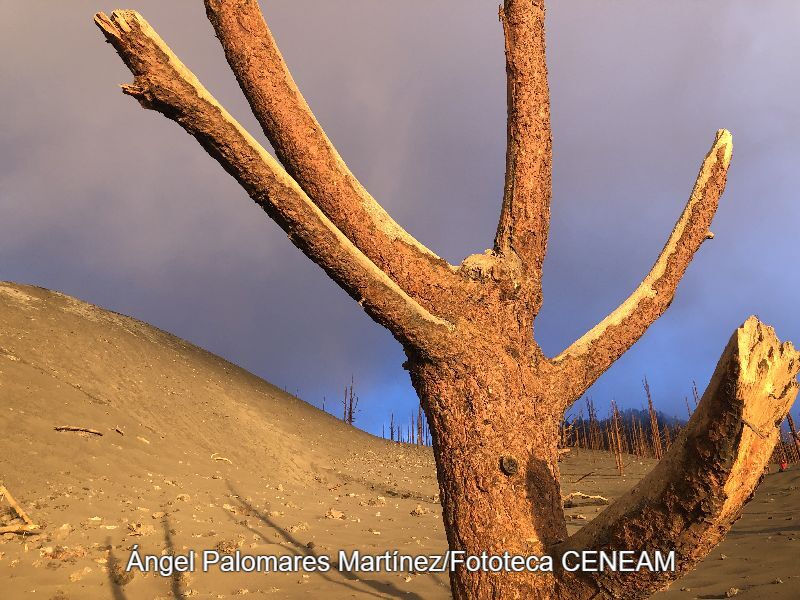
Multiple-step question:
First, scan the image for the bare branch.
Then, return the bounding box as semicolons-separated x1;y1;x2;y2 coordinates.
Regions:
495;0;552;303
554;130;733;402
0;485;40;534
557;317;800;599
203;0;457;301
94;10;453;355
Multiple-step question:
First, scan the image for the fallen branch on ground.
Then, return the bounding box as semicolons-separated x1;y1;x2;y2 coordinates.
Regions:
0;486;39;534
562;492;610;507
54;426;103;436
572;471;596;484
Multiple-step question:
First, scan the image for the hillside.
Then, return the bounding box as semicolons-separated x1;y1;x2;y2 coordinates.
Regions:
0;282;797;599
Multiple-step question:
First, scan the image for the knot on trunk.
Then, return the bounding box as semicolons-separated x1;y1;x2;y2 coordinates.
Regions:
460;250;504;282
500;455;519;476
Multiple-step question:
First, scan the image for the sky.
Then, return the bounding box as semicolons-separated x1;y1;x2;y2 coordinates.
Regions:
2;1;799;436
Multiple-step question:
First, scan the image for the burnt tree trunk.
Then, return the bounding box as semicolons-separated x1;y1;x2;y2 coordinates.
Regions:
93;2;799;599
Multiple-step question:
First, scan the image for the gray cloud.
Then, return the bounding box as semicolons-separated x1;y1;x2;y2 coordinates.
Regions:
1;1;799;432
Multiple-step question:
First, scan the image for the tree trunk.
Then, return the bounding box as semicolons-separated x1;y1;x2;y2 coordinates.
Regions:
405;318;799;600
409;347;567;599
94;7;800;599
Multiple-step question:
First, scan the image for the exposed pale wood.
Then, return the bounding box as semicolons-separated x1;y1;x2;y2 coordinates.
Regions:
211;453;232;464
0;486;39;533
562;492;610;506
0;524;39;534
559;317;800;599
94;10;453;357
554;130;733;404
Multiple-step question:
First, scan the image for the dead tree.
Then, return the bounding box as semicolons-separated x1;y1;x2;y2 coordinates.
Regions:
94;3;799;599
416;403;427;446
786;413;800;461
343;376;358;425
610;401;625;476
643;378;664;460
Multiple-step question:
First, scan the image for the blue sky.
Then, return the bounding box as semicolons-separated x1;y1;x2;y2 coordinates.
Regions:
2;1;799;435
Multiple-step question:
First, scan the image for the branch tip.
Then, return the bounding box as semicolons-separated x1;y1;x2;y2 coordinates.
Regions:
555;129;734;401
93;7;454;356
715;128;733;166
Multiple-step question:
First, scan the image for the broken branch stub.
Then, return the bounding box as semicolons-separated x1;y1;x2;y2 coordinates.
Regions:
558;316;800;599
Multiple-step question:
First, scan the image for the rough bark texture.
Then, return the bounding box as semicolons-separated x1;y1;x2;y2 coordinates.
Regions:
496;0;552;312
559;317;799;598
93;11;453;357
409;351;567;599
555;129;733;406
93;4;799;599
203;0;460;310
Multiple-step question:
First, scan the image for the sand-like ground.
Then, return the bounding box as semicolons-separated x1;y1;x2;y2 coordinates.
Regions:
1;282;797;599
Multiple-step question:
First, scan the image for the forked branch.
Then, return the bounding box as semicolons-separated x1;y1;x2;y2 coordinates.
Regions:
557;317;800;599
204;0;457;304
495;0;552;303
554;130;733;403
94;10;453;355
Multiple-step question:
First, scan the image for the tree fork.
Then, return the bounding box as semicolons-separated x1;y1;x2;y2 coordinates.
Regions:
94;4;799;599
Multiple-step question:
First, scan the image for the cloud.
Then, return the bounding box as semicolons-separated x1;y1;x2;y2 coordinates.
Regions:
1;1;798;433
